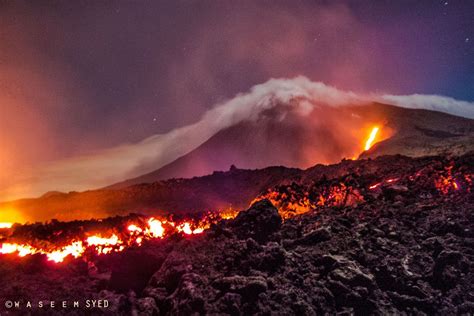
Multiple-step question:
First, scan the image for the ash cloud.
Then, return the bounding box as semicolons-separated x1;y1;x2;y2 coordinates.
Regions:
1;76;473;201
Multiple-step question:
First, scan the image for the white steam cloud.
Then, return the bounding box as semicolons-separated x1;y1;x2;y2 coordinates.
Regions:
1;76;473;201
378;94;474;119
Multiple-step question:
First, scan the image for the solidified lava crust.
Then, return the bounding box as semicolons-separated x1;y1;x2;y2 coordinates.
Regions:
0;153;473;315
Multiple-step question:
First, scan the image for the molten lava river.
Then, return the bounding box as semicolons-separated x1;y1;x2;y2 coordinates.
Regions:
0;213;237;263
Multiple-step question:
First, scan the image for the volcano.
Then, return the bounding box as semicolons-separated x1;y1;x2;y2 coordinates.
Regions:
110;102;474;189
1;101;473;224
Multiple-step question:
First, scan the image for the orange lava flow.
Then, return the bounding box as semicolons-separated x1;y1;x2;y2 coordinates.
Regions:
364;127;380;151
434;166;460;194
0;215;230;263
0;162;471;264
250;182;365;220
369;178;399;190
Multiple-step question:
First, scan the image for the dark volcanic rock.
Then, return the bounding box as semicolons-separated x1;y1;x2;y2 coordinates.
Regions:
0;153;473;315
230;199;282;243
431;250;466;290
213;275;268;299
136;175;471;315
329;257;375;289
296;227;332;245
133;297;159;315
109;243;169;293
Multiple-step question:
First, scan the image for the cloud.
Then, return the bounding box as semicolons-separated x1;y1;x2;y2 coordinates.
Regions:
379;94;474;119
1;76;473;201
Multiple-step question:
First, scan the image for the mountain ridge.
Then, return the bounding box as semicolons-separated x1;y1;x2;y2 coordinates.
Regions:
109;102;474;189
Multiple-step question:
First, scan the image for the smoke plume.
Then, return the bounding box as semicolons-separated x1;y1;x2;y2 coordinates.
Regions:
1;76;473;201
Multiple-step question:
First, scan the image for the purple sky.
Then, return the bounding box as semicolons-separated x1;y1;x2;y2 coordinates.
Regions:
0;0;473;179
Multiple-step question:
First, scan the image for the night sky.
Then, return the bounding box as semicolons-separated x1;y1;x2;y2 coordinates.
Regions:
0;0;473;195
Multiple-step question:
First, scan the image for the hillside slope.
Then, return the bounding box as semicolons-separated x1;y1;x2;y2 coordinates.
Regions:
111;103;474;189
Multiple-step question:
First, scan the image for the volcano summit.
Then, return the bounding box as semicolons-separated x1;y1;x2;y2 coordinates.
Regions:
110;101;474;189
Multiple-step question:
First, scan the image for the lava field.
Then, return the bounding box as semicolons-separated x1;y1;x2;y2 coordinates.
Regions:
0;153;473;315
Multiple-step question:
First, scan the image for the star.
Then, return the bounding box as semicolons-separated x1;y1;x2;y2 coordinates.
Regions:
466;37;470;43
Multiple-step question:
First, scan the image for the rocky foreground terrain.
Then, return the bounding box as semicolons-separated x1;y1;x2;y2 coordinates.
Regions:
0;153;473;315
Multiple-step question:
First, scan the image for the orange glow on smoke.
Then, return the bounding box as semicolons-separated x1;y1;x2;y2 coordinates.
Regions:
0;207;26;225
364;126;380;151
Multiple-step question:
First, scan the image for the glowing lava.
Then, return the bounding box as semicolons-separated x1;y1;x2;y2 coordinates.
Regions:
364;127;380;151
47;242;85;263
0;160;471;264
435;165;461;194
0;215;220;263
146;218;165;238
0;222;13;229
177;222;205;235
369;178;399;190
